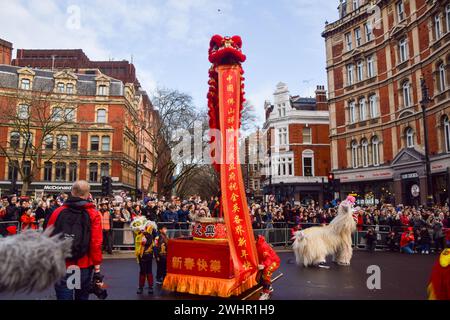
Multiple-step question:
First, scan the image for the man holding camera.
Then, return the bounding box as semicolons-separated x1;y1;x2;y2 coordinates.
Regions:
47;180;105;300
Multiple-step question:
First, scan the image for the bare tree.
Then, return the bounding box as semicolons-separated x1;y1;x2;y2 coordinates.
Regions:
241;100;258;132
0;88;78;195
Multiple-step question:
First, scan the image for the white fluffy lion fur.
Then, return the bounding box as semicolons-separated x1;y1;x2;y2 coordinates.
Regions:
0;228;72;293
292;201;356;267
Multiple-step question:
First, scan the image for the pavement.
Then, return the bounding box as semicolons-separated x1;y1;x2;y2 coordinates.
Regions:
0;250;437;300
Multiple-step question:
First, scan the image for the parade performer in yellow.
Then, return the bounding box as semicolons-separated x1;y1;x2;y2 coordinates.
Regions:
130;217;158;295
428;248;450;300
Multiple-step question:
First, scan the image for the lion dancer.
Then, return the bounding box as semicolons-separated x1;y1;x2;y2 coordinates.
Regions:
256;235;280;300
428;248;450;300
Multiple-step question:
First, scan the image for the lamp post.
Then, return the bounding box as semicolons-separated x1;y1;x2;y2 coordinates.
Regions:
420;78;434;207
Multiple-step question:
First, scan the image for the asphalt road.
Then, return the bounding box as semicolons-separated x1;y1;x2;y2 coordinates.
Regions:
0;250;437;300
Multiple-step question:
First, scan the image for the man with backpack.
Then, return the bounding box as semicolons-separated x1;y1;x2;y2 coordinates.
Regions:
47;180;103;300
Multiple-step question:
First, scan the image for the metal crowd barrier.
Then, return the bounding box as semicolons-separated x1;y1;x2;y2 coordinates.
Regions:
0;221;20;236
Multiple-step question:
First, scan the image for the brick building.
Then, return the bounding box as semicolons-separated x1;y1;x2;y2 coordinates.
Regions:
0;44;165;197
261;83;331;205
0;39;12;65
323;0;450;206
242;129;264;202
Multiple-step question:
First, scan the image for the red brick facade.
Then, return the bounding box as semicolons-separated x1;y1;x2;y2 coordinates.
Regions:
0;39;12;65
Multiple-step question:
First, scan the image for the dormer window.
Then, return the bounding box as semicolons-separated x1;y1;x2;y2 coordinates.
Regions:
57;82;65;93
66;83;74;94
98;85;108;96
20;79;31;90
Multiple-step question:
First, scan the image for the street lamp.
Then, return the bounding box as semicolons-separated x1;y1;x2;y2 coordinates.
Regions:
420;78;434;207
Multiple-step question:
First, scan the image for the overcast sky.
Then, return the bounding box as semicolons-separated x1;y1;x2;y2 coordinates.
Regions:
0;0;338;125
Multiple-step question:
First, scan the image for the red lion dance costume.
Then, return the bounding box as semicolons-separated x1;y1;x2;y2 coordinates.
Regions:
428;248;450;300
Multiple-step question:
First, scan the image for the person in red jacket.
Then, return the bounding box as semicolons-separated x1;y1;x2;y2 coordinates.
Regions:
256;235;280;300
47;180;103;300
400;227;415;254
20;207;37;230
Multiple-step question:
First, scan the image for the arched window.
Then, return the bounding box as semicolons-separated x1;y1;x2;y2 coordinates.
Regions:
361;139;369;167
403;81;412;107
97;109;107;123
406;127;414;148
302;150;314;177
349;101;356;123
351;140;359;168
10;131;20;149
69;162;77;182
89;163;98;182
439;63;446;92
372;136;380;166
359;97;367;121
369;94;378;118
443;116;450;153
55;162;66;182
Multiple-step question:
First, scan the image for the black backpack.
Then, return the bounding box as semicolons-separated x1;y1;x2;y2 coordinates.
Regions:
52;206;91;261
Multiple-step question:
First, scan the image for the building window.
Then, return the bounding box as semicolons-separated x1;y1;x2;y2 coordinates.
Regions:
399;38;408;63
89;163;98;182
435;15;442;40
55;162;66;182
20;79;31;90
352;0;359;10
355;27;362;47
345;32;352;51
446;5;450;33
439;63;446;92
359;97;367;121
403;81;412;107
44;134;53;150
351;140;359;168
100;163;110;178
10;131;20;149
347;64;354;85
397;1;405;22
70;135;78;151
367;56;375;78
57;82;65;93
369;94;378;118
63;108;75;122
66;83;74;94
349;101;356;124
372;136;380;166
56;135;68;150
22;161;31;179
69;162;77;182
365;22;372;42
97;109;107;123
8;161;19;181
303;127;312;144
406;127;414;148
302;150;314;177
44;162;52;181
357;60;364;81
22;132;33;149
91;136;99;151
51;107;63;121
101;136;110;151
18;104;30;120
361;139;369;167
443;116;450;153
278;128;288;146
98;85;108;96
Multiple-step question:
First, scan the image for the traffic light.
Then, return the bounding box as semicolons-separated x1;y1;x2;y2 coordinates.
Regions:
328;173;335;182
101;176;112;196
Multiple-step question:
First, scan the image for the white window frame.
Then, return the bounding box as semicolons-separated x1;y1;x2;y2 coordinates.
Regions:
361;139;369;167
98;85;108;96
365;22;373;42
347;64;354;86
352;0;360;11
345;32;353;51
367;56;375;78
302;150;314;177
351;141;359;168
57;82;65;93
359;97;367;121
406;128;414;148
66;83;74;94
444;116;450;153
439;63;446;92
435;15;442;40
399;38;408;63
303;127;312;144
349;101;356;124
355;27;362;47
369;94;378;118
278;127;288;146
446;4;450;33
397;1;405;22
97;109;107;123
20;79;31;90
101;136;111;151
372;136;380;166
357;60;364;81
403;81;412;107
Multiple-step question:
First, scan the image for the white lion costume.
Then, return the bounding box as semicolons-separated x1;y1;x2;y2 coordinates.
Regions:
292;196;357;267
